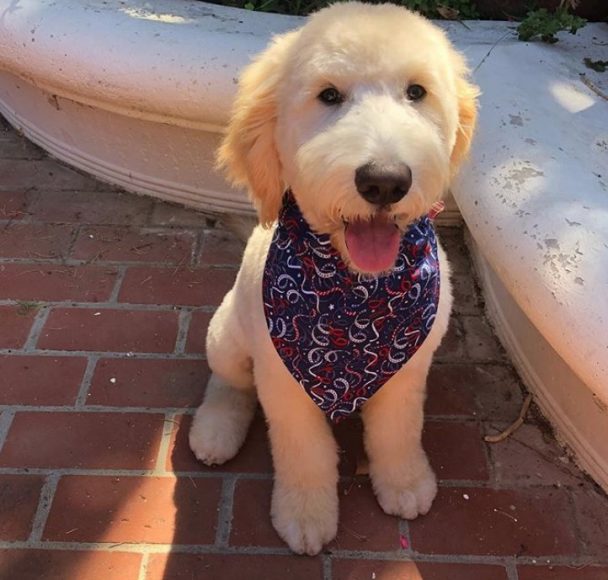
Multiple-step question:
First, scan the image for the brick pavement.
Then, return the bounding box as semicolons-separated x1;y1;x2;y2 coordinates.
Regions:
0;115;607;579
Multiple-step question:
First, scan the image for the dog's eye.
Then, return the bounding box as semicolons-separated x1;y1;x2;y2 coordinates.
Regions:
318;87;344;106
406;84;426;102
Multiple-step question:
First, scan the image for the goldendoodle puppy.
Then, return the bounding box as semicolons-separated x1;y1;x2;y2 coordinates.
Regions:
190;1;478;555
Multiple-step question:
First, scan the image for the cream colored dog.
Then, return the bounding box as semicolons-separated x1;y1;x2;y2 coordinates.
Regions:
190;2;478;555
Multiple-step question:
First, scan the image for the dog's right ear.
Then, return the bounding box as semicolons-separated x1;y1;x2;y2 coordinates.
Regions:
217;31;298;227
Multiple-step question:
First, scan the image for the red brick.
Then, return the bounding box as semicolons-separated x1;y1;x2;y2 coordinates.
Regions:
0;224;74;259
571;486;608;557
185;311;212;354
149;202;210;227
435;317;465;362
333;417;365;476
88;358;208;408
43;475;220;544
0;160;100;192
38;308;178;353
0;264;117;302
462;316;504;361
491;423;583;486
0;550;142;580
168;413;273;474
426;363;524;420
518;565;608;580
0;412;164;469
0;475;44;540
0;191;31;220
333;560;509;580
0;356;86;405
199;229;244;266
147;553;322;580
451;273;483;315
409;487;578;556
29;190;152;225
332;479;400;551
423;421;489;481
118;266;236;306
72;226;194;263
0;304;36;349
0;133;45;159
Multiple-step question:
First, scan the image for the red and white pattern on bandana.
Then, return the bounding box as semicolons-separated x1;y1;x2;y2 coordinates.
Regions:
263;193;441;423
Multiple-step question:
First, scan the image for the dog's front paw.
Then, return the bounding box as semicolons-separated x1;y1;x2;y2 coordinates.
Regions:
271;483;338;555
372;461;437;520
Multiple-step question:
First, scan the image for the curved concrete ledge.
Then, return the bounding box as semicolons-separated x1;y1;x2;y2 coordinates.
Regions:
453;27;608;491
0;0;607;490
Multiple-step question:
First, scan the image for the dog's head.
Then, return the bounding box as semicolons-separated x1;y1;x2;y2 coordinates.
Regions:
218;2;479;274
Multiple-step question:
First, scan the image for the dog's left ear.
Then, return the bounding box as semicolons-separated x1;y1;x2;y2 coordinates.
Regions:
450;75;480;177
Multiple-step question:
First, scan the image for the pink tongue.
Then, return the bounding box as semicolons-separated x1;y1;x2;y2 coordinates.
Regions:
345;216;401;273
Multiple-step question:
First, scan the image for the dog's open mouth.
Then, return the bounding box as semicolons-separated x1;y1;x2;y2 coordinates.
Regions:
344;213;401;273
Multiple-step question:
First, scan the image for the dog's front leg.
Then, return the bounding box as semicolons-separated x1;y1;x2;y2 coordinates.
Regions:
361;360;437;520
256;364;339;556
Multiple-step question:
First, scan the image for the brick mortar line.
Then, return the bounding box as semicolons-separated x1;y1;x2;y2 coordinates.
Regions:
0;467;575;493
0;410;15;453
0;349;205;360
0;541;601;566
175;309;192;355
215;476;237;548
0;300;218;313
0;256;238;271
74;357;99;408
28;473;60;543
154;412;178;474
397;519;411;556
190;230;205;269
22;306;51;352
107;265;127;303
137;552;150;580
505;558;520;580
0;404;196;415
322;554;333;580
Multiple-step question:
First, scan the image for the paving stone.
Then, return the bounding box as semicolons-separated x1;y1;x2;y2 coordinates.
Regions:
409;487;578;556
451;272;483;315
435;316;465;362
185;311;212;354
147;553;323;580
43;475;221;544
0;160;101;192
462;316;505;361
423;421;489;481
0;475;44;540
29;190;152;225
38;308;179;353
0;412;164;469
0;264;117;302
0;304;36;349
88;358;208;408
0;223;74;259
199;229;245;266
0;356;86;405
490;422;584;486
118;266;236;307
72;226;194;264
0;550;142;580
149;201;211;227
0;191;34;220
517;565;608;579
333;559;509;580
571;486;608;557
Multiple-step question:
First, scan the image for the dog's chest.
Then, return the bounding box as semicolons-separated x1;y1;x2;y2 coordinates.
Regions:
263;196;440;423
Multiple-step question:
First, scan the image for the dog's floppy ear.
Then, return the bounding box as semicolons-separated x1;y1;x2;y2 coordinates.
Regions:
450;75;480;177
218;31;298;227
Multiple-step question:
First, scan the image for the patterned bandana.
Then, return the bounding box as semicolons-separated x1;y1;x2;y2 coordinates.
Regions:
263;192;441;423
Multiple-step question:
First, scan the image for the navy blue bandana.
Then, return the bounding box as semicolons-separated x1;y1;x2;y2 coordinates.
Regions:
263;193;441;423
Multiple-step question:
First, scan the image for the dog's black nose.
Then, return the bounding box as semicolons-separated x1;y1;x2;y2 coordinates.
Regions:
354;163;412;206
